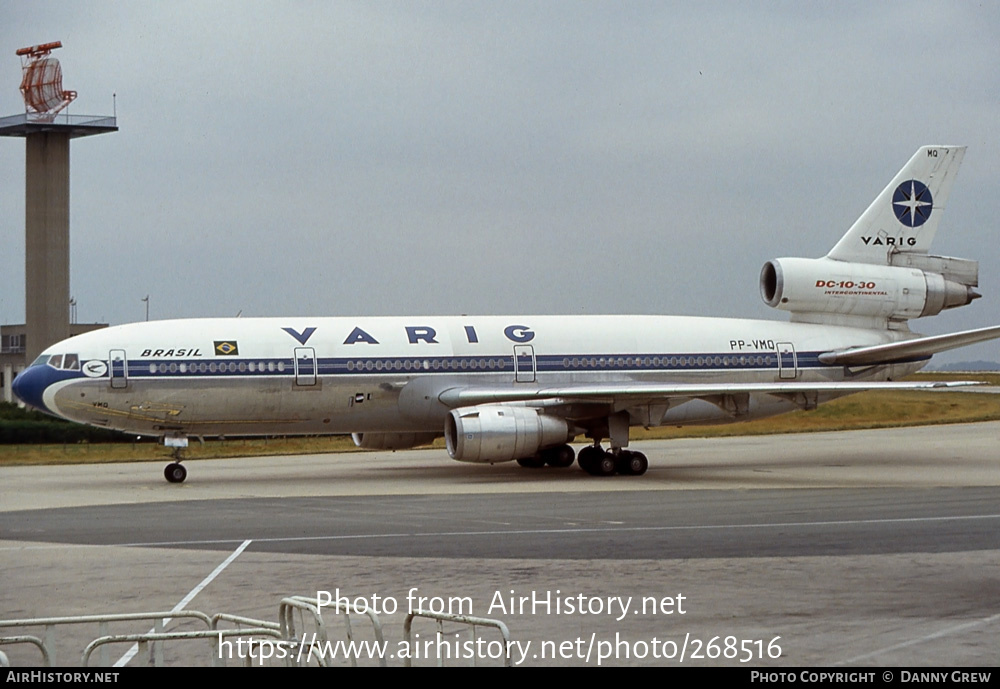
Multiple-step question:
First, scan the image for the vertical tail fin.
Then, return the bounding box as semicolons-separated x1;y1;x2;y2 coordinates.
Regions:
827;146;966;265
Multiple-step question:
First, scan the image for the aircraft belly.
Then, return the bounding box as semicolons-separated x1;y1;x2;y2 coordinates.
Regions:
53;377;411;437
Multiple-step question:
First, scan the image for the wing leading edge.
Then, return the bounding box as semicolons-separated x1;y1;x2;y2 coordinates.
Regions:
437;380;976;409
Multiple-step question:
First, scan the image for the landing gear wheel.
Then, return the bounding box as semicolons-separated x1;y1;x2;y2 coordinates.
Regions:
594;452;617;477
516;455;546;468
543;444;576;468
616;451;648;476
164;462;187;483
577;446;604;474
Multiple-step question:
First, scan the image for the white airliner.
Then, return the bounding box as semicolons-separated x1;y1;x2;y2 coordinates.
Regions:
13;145;1000;483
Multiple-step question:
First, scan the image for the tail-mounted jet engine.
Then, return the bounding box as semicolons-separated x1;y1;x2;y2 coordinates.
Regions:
760;255;979;325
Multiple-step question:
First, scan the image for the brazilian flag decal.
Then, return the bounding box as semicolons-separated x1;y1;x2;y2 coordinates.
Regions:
214;340;239;356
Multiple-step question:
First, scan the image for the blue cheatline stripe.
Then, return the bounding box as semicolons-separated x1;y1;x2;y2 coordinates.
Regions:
96;350;880;379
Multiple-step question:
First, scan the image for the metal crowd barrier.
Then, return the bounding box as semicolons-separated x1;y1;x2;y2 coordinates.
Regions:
404;610;512;667
1;596;513;667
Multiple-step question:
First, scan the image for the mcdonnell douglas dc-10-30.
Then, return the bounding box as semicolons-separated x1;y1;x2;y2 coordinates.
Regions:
13;146;1000;482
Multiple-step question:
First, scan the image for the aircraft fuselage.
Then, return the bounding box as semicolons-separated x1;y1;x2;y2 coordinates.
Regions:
15;314;921;439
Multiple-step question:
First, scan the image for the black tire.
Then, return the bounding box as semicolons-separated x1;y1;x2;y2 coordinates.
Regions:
164;462;187;483
594;453;617;477
617;451;648;476
516;455;546;468
543;444;576;468
577;446;603;474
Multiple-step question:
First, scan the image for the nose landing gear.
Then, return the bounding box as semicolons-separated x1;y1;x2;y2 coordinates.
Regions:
164;460;187;483
162;434;189;484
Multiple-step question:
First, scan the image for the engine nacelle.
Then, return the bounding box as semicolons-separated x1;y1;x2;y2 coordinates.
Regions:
445;405;574;463
760;257;978;324
351;432;439;450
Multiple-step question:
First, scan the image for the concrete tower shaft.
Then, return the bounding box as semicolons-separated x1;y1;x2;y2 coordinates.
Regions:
25;131;71;362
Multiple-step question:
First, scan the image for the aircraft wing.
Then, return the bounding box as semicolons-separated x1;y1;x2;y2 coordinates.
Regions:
818;325;1000;366
436;379;976;408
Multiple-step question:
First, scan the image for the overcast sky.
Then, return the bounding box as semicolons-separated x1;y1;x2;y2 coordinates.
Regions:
1;2;998;362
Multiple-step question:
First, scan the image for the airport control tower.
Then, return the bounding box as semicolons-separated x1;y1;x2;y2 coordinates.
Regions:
0;41;116;385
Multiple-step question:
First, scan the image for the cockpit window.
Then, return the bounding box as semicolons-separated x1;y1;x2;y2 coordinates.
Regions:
44;353;82;370
30;354;49;367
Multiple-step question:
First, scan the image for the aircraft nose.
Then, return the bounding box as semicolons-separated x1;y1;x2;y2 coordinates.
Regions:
12;364;54;414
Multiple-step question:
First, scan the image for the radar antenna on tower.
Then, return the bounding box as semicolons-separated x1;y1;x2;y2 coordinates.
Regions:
17;41;77;121
0;40;118;371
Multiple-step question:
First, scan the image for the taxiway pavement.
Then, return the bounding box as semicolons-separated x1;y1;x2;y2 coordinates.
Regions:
2;422;998;667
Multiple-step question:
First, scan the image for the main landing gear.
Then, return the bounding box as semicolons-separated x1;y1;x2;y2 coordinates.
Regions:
515;443;648;476
577;445;648;476
576;411;647;476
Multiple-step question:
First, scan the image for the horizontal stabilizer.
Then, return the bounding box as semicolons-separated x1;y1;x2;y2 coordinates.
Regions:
818;325;1000;366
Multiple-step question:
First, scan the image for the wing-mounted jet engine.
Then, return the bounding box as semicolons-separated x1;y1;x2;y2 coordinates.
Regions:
445;405;578;466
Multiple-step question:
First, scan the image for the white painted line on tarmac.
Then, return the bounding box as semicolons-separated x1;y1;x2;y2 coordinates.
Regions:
837;612;1000;665
68;512;1000;550
112;539;252;667
2;513;997;553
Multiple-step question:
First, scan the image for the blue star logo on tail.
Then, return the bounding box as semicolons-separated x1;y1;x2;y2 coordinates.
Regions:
892;179;933;227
